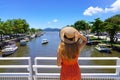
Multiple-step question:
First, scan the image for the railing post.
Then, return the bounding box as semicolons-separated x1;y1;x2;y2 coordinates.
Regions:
29;57;33;80
33;57;38;76
116;59;120;80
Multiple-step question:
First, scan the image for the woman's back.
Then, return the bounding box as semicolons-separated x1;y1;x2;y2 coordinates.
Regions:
61;55;78;65
60;56;81;80
57;27;87;80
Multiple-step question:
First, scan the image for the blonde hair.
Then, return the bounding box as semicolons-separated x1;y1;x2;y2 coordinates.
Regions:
59;41;81;60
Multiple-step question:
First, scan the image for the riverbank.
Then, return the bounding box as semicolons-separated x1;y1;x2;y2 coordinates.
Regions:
87;34;120;52
0;32;44;57
0;32;43;49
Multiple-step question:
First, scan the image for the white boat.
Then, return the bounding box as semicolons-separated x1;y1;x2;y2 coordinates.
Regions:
41;39;48;44
30;34;36;39
2;41;18;57
24;37;29;42
95;44;111;53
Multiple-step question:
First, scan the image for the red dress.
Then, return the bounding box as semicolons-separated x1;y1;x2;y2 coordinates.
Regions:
60;56;81;80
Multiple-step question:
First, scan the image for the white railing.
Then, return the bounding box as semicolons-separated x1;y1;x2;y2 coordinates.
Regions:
0;57;120;80
0;57;32;80
33;57;120;80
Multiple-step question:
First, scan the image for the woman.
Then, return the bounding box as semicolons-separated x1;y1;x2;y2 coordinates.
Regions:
57;27;87;80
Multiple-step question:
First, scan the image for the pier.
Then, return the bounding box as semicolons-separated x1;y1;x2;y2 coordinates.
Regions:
0;57;120;80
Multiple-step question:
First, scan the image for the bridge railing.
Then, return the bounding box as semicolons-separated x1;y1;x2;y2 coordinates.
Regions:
0;57;32;80
0;57;120;80
33;57;120;80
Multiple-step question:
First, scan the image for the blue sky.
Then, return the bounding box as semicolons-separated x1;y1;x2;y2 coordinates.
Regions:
0;0;120;29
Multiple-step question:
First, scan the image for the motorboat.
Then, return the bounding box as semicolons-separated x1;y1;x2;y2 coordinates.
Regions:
20;39;27;46
2;41;18;57
24;37;29;42
95;44;111;53
41;39;48;44
30;34;36;39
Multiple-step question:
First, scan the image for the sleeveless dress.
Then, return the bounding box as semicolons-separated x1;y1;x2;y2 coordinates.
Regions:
60;56;81;80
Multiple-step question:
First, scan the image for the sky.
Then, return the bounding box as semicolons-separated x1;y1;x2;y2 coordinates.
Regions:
0;0;120;29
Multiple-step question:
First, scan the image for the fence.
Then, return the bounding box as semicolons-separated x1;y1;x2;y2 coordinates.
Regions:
33;57;120;80
0;57;32;80
0;57;120;80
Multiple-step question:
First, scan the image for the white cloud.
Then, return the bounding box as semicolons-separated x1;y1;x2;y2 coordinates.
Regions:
83;6;103;16
105;0;120;12
83;0;120;16
47;19;58;25
53;19;58;23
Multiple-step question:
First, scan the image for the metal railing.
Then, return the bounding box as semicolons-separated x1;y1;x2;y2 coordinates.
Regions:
0;57;32;80
0;57;120;80
33;57;120;80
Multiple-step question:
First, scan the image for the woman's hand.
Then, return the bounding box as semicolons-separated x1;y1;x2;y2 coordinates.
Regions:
75;32;87;42
78;34;87;42
75;32;87;50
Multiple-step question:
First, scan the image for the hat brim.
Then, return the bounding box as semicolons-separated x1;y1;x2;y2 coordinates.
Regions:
60;27;80;44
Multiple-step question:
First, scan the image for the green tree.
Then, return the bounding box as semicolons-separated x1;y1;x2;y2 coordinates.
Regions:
104;14;120;45
0;18;30;40
29;28;36;34
90;18;103;39
12;19;29;34
0;19;5;41
74;20;90;34
3;20;14;34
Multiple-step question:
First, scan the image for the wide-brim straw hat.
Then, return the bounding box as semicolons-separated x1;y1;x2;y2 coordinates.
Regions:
60;27;80;44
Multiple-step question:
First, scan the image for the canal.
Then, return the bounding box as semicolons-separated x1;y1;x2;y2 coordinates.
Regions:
0;31;120;73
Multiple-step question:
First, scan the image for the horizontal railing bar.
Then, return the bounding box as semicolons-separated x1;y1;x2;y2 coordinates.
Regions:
81;65;120;68
35;57;119;60
0;65;29;68
35;73;117;76
0;73;30;77
79;57;119;60
33;65;120;68
0;76;29;77
0;73;30;75
36;73;59;76
0;57;30;60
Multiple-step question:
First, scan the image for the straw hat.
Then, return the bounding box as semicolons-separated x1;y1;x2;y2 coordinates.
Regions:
60;27;80;44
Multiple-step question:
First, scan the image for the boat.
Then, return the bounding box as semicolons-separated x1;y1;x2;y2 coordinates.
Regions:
20;39;27;46
24;37;29;42
2;41;18;57
30;34;36;39
41;39;48;44
95;44;111;53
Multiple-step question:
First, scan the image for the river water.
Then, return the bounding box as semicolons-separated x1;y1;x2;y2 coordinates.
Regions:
0;31;120;73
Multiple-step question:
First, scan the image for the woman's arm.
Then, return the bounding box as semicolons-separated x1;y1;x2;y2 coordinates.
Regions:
77;33;87;50
78;33;87;42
